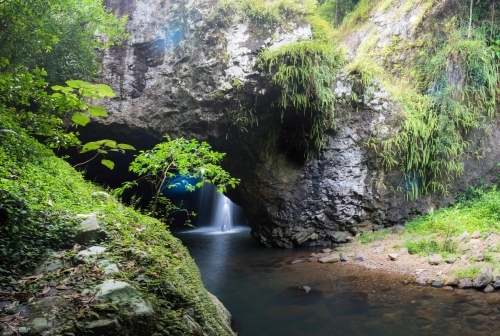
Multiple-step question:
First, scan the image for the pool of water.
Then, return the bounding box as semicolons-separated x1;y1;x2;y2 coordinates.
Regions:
175;227;500;336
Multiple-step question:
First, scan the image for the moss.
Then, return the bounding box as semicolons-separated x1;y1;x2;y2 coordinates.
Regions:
0;114;234;335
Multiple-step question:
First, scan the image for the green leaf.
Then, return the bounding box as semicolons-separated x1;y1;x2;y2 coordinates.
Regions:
71;112;90;126
117;143;136;151
80;142;101;153
66;80;93;89
51;85;64;91
101;159;115;170
95;139;117;148
94;84;116;98
88;106;108;117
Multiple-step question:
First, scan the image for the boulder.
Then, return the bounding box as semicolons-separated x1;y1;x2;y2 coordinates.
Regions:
470;231;481;239
428;254;442;265
75;213;108;245
207;293;232;328
484;284;495;293
473;266;492;288
445;256;457;264
458;278;473;289
75;246;107;263
99;260;120;275
95;280;153;316
493;280;500;289
321;248;332;253
354;251;366;261
340;252;349;262
28;318;51;334
455;231;470;242
318;254;340;263
431;281;443;288
388;254;399;261
391;225;405;233
443;276;459;286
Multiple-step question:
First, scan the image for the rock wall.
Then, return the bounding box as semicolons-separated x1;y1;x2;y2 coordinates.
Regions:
89;0;500;247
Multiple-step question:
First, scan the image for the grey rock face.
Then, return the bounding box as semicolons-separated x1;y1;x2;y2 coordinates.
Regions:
75;213;108;245
90;0;500;248
76;246;107;263
473;266;493;288
207;292;232;329
96;280;153;316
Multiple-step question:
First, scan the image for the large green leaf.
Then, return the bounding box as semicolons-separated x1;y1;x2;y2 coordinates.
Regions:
94;139;117;148
80;142;101;153
88;105;108;117
66;80;93;89
101;159;115;170
71;112;90;126
117;143;136;151
94;84;116;98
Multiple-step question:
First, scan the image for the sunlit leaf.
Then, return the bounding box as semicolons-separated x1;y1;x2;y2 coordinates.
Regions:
88;106;108;117
101;159;115;170
71;112;90;126
117;143;136;150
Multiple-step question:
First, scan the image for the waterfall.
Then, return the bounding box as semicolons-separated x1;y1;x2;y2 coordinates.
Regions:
197;183;239;232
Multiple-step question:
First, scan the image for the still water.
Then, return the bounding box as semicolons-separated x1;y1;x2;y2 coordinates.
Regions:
175;227;500;336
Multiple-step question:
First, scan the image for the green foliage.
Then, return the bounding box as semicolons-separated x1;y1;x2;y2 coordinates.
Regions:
0;0;129;84
0;67;132;169
259;40;346;155
116;136;240;222
405;237;456;256
368;22;500;198
0;115;234;334
357;229;390;244
454;265;481;279
212;0;316;32
404;187;500;237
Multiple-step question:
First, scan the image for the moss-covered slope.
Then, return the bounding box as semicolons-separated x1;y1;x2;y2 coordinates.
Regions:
0;114;235;335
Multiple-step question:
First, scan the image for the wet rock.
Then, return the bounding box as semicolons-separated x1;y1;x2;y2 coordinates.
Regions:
473;266;492;288
340;252;349;262
455;231;470;242
388;254;399;261
443;276;459;286
428;254;442;265
318;254;340;263
354;251;366;261
443;286;453;290
493;280;500;289
299;286;311;293
75;213;108;245
95;280;153;316
415;277;428;286
431;281;443;288
208;293;232;328
458;278;473;289
392;225;405;233
470;231;481;239
291;259;303;265
75;246;106;263
321;248;332;253
484;284;495;293
278;286;323;306
445;256;457;264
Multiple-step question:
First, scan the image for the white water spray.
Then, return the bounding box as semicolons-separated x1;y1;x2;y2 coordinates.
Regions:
197;184;235;232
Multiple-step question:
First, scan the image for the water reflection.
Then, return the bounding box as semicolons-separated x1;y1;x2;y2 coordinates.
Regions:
176;229;500;335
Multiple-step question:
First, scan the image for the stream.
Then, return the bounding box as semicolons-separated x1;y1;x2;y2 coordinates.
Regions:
175;227;500;336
